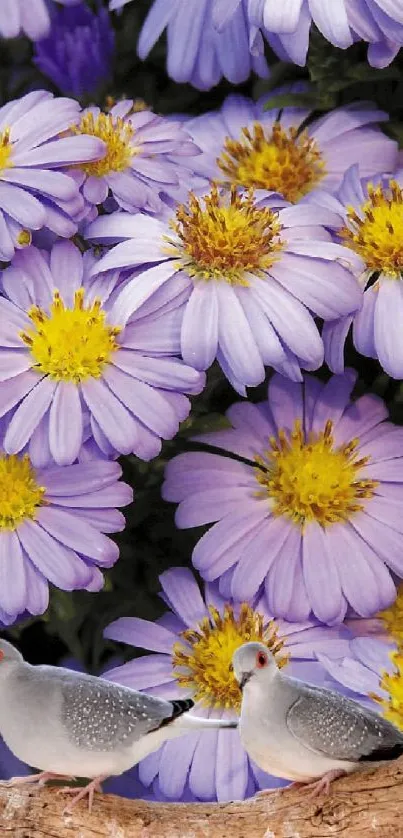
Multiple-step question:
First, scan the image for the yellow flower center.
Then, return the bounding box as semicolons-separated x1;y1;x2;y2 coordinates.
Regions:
165;184;283;286
373;651;403;731
0;128;12;173
0;454;45;531
217;122;325;203
254;419;377;529
172;603;287;710
20;288;121;384
377;587;403;646
341;181;403;278
72;112;135;178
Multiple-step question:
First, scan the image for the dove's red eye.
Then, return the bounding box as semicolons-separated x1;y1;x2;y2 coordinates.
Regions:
0;650;4;663
256;651;267;668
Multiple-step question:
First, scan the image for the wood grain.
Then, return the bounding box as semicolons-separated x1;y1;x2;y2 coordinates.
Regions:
1;757;403;837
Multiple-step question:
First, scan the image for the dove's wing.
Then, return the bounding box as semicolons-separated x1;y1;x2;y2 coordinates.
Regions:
44;666;188;752
286;681;403;763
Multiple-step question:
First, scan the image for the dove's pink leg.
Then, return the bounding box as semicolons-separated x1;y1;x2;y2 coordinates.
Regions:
60;775;108;815
3;772;75;788
303;769;347;798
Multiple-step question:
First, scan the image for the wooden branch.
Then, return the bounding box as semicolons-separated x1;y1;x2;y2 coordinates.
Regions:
1;757;403;838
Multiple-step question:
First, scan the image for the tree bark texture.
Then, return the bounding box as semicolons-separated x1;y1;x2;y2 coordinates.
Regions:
1;757;403;838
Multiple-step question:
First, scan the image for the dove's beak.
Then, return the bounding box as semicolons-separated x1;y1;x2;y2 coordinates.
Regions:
239;671;253;691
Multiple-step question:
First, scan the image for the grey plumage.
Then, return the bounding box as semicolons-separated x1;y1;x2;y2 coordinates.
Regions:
61;674;181;751
286;683;402;763
232;641;403;791
0;638;236;805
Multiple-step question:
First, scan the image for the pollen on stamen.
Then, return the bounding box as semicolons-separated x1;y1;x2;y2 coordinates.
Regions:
254;418;378;528
20;287;121;384
372;651;403;731
172;603;288;710
71;111;136;178
0;454;46;531
341;180;403;277
217;122;326;203
0;126;12;172
377;586;403;647
164;183;284;286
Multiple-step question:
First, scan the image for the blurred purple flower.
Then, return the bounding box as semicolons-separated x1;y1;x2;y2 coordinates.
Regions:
162;370;403;623
0;0;81;41
109;0;268;91
0;241;204;466
34;2;114;100
0;90;105;260
0;457;132;624
184;94;397;200
104;567;352;801
246;0;403;69
323;165;403;380
69;102;200;215
86;186;361;394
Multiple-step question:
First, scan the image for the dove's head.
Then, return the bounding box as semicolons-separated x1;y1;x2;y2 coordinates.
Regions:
0;639;24;667
232;642;278;691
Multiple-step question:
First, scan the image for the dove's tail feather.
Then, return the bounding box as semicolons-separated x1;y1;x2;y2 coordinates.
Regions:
359;741;403;762
171;713;237;731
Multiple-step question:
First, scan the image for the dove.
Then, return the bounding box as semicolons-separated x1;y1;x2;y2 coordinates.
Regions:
0;639;236;812
232;641;403;796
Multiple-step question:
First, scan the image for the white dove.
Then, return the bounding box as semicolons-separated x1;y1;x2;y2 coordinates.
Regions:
0;639;236;812
232;641;403;796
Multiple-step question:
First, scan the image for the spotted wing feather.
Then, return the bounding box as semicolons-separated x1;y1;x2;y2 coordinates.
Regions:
59;671;176;752
286;683;403;762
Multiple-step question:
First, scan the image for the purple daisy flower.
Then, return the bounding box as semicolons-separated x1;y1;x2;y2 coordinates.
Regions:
323;165;403;380
245;0;403;69
0;456;132;624
0;0;81;41
0;89;105;261
104;567;352;802
86;186;362;393
162;370;403;624
34;2;114;100
0;241;204;465
69;102;200;215
184;93;397;202
111;0;269;91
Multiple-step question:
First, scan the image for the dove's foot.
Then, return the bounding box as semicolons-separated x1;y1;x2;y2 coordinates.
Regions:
303;769;347;799
60;775;108;815
2;772;75;788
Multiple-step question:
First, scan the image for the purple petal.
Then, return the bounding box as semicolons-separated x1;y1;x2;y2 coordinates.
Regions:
189;728;219;800
265;525;303;619
302;522;344;624
216;282;264;386
17;520;93;589
374;278;403;377
231;515;289;601
159;567;207;627
327;521;396;614
216;728;248;802
80;377;138;454
105;654;173;689
105;617;176;653
193;504;270;580
35;506;119;566
0;370;41;418
181;284;218;370
0;531;26;615
4;376;56;453
40;461;121;495
158;734;201;799
49;382;83;466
